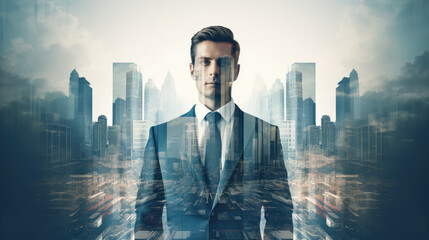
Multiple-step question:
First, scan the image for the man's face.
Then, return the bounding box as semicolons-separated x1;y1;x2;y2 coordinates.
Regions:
190;41;240;105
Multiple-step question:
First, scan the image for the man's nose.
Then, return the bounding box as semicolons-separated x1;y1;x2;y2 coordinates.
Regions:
209;62;220;77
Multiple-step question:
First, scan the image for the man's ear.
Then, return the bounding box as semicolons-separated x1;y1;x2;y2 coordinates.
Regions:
190;63;196;81
234;64;240;81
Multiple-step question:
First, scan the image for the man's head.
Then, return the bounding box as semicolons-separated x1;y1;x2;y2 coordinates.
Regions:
190;26;240;110
190;26;240;65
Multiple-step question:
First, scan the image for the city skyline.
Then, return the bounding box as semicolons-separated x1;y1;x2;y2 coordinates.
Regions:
1;1;429;239
5;49;423;238
77;61;338;128
1;1;427;126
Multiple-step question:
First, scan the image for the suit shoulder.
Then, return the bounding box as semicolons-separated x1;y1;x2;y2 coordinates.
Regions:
151;113;195;132
242;111;279;130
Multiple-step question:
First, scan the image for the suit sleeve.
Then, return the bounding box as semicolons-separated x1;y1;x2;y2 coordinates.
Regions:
135;126;165;238
262;126;294;239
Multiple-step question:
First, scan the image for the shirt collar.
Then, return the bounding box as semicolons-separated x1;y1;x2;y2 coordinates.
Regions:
195;99;235;124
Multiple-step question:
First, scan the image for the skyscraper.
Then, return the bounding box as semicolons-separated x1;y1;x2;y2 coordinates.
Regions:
93;115;107;158
108;125;121;147
292;63;316;125
125;69;142;154
107;125;121;154
349;69;360;120
113;63;137;108
250;74;269;122
321;115;336;156
144;78;160;126
69;69;92;160
113;62;138;155
336;77;351;126
306;125;320;153
286;62;316;153
112;98;126;133
68;69;79;120
336;75;357;160
132;120;150;161
278;120;296;160
303;98;315;127
286;67;303;151
113;62;137;125
159;71;181;123
337;69;361;124
293;63;316;102
336;69;361;161
286;69;302;120
270;78;284;124
77;76;92;159
126;69;143;121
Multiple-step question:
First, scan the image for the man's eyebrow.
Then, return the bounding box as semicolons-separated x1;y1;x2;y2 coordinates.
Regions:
198;56;231;59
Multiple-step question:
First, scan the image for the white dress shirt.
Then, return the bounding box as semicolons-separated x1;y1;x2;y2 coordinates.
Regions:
195;99;236;170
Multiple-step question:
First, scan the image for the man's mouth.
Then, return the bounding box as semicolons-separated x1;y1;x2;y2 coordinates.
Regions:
205;82;220;86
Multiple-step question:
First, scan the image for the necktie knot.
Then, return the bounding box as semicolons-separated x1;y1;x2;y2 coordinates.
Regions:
205;112;222;124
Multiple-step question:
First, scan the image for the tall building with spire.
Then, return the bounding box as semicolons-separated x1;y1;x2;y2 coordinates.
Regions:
159;71;180;123
336;77;351;127
270;79;284;124
336;70;360;160
349;69;360;120
336;76;350;157
68;69;92;160
249;74;269;122
144;78;160;126
337;69;361;125
68;69;79;120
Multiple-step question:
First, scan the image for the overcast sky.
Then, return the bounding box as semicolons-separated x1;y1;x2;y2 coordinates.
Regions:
1;0;428;125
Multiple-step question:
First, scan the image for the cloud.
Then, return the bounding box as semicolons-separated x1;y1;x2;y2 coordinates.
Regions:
0;0;93;96
383;50;429;101
335;0;429;93
378;51;429;239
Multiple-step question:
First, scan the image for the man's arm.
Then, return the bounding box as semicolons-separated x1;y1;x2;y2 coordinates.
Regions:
262;126;294;240
135;126;165;239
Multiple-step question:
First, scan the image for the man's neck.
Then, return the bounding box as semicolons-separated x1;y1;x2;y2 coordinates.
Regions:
198;95;231;111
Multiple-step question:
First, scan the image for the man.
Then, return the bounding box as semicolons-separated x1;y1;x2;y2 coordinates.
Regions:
135;26;293;240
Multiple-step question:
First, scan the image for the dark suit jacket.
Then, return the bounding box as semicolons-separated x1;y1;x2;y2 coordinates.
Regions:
135;105;293;240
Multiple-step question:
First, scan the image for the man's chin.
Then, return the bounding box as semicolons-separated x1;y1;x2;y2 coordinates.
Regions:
205;92;223;99
199;90;228;101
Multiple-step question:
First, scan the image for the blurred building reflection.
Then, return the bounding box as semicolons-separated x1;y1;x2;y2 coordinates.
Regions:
3;63;426;239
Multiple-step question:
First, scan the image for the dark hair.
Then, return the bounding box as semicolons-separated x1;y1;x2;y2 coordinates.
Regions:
190;26;240;65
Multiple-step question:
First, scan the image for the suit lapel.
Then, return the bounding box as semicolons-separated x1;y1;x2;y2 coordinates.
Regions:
211;106;255;211
178;105;256;211
175;106;208;192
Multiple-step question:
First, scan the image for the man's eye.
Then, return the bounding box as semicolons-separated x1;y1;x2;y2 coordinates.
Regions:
202;60;210;65
219;58;231;66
